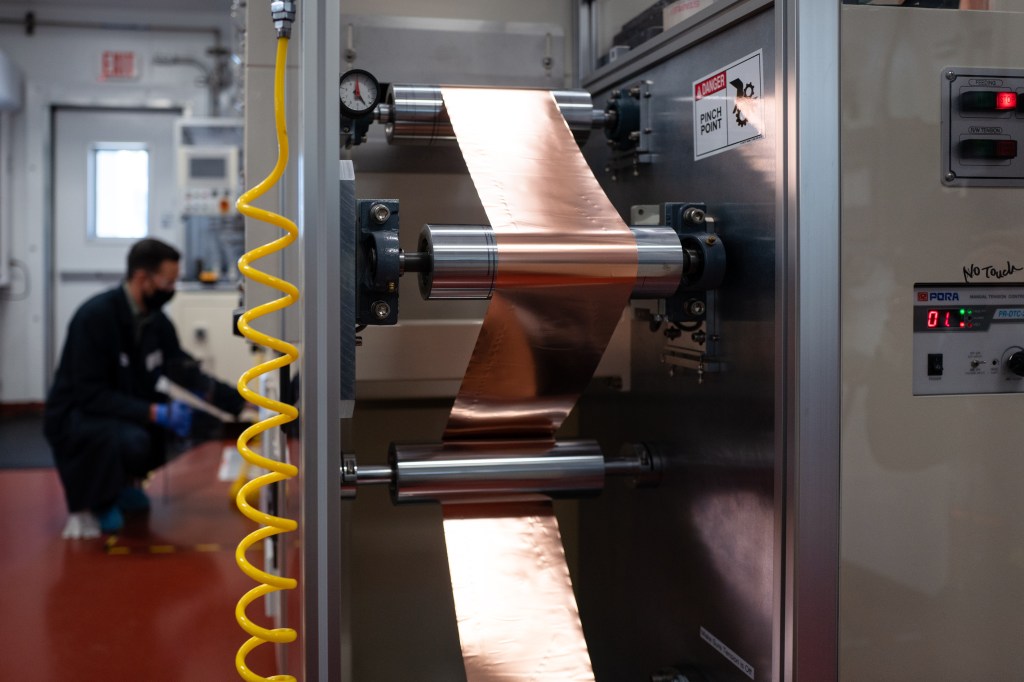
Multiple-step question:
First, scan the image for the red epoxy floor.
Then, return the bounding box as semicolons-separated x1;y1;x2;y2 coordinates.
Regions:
0;441;277;681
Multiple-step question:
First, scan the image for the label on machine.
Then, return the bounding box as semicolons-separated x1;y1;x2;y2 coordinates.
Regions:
692;49;764;160
913;284;1024;395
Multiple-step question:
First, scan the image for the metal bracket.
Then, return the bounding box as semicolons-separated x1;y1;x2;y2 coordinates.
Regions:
355;199;400;326
605;79;654;180
340;114;373;148
660;201;726;380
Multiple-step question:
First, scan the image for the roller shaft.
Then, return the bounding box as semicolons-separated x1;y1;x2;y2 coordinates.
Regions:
340;441;659;503
382;85;600;145
414;223;691;300
389;440;605;503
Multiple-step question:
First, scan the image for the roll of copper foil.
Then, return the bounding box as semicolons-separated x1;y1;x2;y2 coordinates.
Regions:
437;87;637;682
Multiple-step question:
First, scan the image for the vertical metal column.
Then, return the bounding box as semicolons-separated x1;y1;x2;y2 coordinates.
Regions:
776;1;840;680
299;0;347;679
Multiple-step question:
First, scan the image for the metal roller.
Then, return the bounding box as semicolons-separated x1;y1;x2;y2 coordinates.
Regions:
339;441;660;502
389;440;606;503
632;226;689;299
416;224;497;300
380;85;601;145
415;223;691;300
381;85;453;144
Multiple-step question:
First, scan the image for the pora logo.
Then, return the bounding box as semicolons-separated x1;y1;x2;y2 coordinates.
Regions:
918;291;960;302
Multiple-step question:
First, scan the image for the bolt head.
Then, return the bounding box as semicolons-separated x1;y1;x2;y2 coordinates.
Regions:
371;301;391;320
945;70;956;81
683;207;705;225
945;171;956;182
370;203;391;224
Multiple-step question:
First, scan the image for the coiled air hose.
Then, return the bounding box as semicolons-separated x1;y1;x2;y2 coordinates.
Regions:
233;33;299;682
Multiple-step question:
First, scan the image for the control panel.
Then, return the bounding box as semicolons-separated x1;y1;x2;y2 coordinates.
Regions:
941;67;1024;187
178;145;239;216
913;284;1024;395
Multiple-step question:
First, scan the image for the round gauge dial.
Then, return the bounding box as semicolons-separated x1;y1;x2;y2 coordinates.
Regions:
339;68;380;118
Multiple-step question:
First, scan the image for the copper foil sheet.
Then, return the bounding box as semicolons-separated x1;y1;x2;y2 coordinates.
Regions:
442;503;595;681
436;89;637;681
440;87;637;443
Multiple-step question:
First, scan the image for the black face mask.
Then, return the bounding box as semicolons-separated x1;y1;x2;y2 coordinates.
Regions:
143;287;175;311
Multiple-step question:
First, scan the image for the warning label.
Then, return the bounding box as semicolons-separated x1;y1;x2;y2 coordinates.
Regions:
693;50;764;160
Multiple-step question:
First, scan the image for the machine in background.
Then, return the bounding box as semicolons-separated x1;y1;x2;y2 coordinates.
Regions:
176;118;244;283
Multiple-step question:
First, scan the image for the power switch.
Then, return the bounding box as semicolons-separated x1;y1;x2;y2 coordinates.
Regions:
960;90;1017;112
927;353;944;377
959;138;1018;160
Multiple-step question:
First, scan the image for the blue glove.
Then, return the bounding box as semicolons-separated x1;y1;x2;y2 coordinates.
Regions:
154;400;193;438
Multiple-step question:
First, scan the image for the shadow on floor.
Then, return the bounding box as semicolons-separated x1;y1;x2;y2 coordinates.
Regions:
0;413;53;469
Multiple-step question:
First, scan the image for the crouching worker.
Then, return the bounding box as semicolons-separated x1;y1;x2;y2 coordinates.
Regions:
44;238;245;539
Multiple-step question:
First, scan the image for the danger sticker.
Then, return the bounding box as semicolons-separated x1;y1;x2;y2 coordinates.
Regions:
693;50;764;160
695;72;727;101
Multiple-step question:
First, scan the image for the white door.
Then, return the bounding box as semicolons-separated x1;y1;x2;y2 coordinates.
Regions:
50;107;181;374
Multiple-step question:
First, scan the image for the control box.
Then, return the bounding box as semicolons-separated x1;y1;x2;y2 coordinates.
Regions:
941;66;1024;187
913;284;1024;395
178;145;239;216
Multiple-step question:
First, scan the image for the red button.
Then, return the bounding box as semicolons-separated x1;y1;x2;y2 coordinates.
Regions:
996;91;1017;111
995;140;1018;159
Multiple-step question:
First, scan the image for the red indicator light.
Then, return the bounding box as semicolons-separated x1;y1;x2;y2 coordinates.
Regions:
996;91;1017;111
995;140;1018;159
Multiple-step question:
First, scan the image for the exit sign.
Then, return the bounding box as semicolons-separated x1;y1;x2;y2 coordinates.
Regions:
100;51;138;81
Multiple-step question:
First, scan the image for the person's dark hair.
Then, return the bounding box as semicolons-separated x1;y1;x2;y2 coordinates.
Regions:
127;239;180;277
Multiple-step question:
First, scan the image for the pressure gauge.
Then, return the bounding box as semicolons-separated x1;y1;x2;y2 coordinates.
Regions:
339;68;381;118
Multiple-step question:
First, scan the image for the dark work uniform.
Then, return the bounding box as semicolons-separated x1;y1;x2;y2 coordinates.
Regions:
44;285;241;512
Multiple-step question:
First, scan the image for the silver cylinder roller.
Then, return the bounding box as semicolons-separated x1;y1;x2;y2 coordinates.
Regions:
340;441;660;502
416;224;497;300
380;85;601;146
632;226;689;299
389;440;605;503
414;223;691;300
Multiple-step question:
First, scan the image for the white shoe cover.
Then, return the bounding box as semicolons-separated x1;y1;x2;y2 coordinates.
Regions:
62;511;101;539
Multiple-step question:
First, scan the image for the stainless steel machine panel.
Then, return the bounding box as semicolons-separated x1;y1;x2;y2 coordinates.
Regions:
577;8;776;681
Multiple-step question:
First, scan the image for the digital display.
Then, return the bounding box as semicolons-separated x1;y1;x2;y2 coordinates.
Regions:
920;307;975;331
189;156;227;179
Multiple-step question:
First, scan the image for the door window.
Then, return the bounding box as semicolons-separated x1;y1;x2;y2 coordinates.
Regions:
89;144;149;239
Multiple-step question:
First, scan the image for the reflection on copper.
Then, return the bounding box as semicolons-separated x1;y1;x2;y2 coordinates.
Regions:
440;87;637;442
442;503;595;681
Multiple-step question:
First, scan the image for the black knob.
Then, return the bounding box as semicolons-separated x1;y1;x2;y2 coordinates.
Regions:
1007;351;1024;377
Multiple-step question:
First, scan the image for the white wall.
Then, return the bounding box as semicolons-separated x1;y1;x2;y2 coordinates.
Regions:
341;0;574;82
0;4;234;403
341;0;571;24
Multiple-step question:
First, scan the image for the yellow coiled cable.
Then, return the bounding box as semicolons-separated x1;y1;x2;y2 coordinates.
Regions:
234;36;299;682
